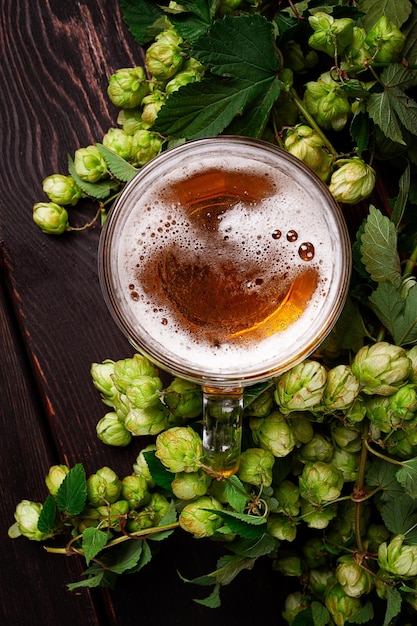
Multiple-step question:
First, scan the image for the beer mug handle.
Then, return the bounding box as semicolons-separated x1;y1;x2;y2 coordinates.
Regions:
201;386;243;477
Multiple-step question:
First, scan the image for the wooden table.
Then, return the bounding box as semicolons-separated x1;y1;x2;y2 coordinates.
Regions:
0;2;288;624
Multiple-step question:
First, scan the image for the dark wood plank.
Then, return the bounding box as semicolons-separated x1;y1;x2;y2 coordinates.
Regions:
0;1;290;623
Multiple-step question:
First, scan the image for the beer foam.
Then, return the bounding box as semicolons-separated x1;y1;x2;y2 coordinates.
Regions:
112;154;347;381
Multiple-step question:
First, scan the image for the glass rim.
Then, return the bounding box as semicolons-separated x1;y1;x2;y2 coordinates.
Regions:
98;135;352;387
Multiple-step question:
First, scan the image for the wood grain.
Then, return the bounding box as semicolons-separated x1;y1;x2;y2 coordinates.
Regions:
0;1;290;624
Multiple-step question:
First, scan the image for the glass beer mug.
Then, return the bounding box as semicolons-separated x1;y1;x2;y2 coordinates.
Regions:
98;136;351;476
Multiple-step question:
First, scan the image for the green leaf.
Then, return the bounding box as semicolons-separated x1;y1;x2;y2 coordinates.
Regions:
366;65;417;146
360;206;401;285
67;571;106;590
292;609;314;626
100;539;144;574
383;587;402;626
229;532;276;558
350;111;369;155
143;450;174;492
119;0;168;45
154;77;261;139
357;0;413;29
56;463;87;515
153;13;281;139
96;144;138;183
366;457;403;501
67;155;117;200
391;162;410;227
169;0;217;43
380;493;417;536
396;457;417;498
311;601;331;626
123;539;153;573
213;509;267;539
37;494;56;533
194;14;280;81
82;527;109;566
370;281;417;345
224;475;247;513
349;600;374;624
194;583;222;608
213;553;258;585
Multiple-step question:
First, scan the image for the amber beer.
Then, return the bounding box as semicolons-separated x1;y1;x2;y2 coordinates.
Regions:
99;137;351;474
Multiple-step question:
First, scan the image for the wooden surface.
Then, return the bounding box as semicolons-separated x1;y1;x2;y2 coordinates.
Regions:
0;2;288;624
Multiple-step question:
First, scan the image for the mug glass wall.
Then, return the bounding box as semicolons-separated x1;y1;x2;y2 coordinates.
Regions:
98;136;351;475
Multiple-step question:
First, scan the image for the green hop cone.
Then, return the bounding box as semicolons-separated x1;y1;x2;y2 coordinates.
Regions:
76;506;101;533
125;375;164;409
298;432;334;463
155;426;203;473
102;127;133;160
90;359;117;407
244;387;274;418
307;567;334;598
164;377;202;422
107;66;150;109
237;447;275;487
274;479;300;517
328;157;375;204
145;29;184;82
365;16;406;63
302;536;329;568
8;500;53;541
96;500;129;531
86;466;122;506
303;71;351;131
407;345;417;383
365;523;391;553
128;492;170;531
388;384;417;421
171;470;211;500
308;12;354;58
330;421;362;453
322;364;360;411
96;411;132;447
300;499;337;529
121;474;149;509
130;130;163;167
341;26;370;69
282;40;318;74
351;341;411;396
73;145;107;183
336;555;374;598
33;202;69;235
42;174;82;206
141;89;167;126
112;354;159;394
124;404;169;436
133;444;157;486
267;513;297;542
112;391;131;423
273;549;303;577
118;107;151;134
274;359;327;414
45;464;69;496
165;64;203;95
287;412;314;444
331;448;359;482
378;534;417;577
324;583;363;626
299;460;344;505
249;410;296;457
179;495;223;538
282;592;310;625
284;124;333;182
